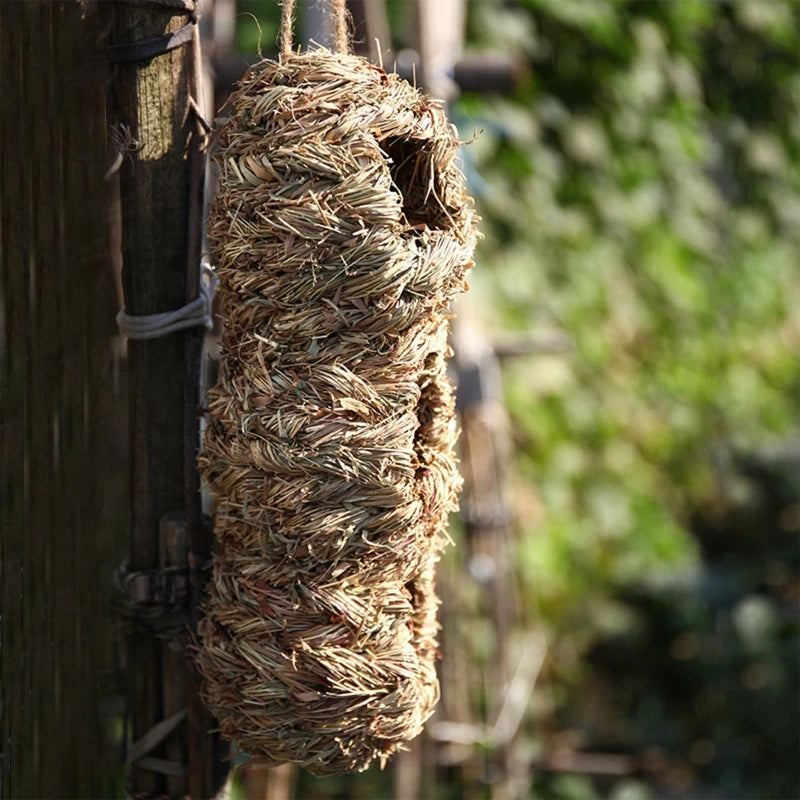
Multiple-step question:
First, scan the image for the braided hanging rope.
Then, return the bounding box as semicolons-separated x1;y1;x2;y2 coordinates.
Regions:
280;0;350;56
330;0;349;53
279;0;296;59
196;3;478;776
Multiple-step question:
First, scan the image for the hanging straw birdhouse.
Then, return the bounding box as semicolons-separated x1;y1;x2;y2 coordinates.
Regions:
196;0;478;776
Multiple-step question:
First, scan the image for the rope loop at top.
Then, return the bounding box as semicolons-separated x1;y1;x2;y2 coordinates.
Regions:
331;0;349;54
279;0;350;59
279;0;296;59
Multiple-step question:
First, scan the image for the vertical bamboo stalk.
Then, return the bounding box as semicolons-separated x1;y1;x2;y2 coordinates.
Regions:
105;2;227;794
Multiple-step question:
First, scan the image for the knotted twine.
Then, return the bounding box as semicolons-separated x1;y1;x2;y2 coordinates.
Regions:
196;0;478;775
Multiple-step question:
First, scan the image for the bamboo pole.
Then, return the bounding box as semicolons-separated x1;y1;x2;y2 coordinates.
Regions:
105;2;227;794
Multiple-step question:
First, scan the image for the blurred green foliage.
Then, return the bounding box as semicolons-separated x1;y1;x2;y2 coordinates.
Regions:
458;0;799;629
456;1;799;796
234;0;280;53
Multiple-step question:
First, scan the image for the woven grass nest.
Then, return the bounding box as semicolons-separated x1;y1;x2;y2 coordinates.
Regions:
196;47;478;775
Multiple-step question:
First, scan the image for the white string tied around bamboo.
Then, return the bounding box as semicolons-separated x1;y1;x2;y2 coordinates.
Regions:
117;262;217;340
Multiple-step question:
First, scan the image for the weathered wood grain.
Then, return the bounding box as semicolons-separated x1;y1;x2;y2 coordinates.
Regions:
0;2;123;796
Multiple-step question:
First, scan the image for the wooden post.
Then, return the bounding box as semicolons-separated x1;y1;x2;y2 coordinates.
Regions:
105;2;227;795
0;2;121;796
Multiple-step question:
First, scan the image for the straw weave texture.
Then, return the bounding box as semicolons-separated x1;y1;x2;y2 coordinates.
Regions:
197;49;477;775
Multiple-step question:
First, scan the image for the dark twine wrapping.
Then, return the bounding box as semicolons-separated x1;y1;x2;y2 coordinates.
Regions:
196;48;478;775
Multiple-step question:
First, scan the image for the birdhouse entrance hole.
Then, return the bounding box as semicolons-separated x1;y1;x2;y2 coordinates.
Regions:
382;137;448;231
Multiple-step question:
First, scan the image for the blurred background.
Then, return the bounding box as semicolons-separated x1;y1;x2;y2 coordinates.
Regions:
2;1;798;799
